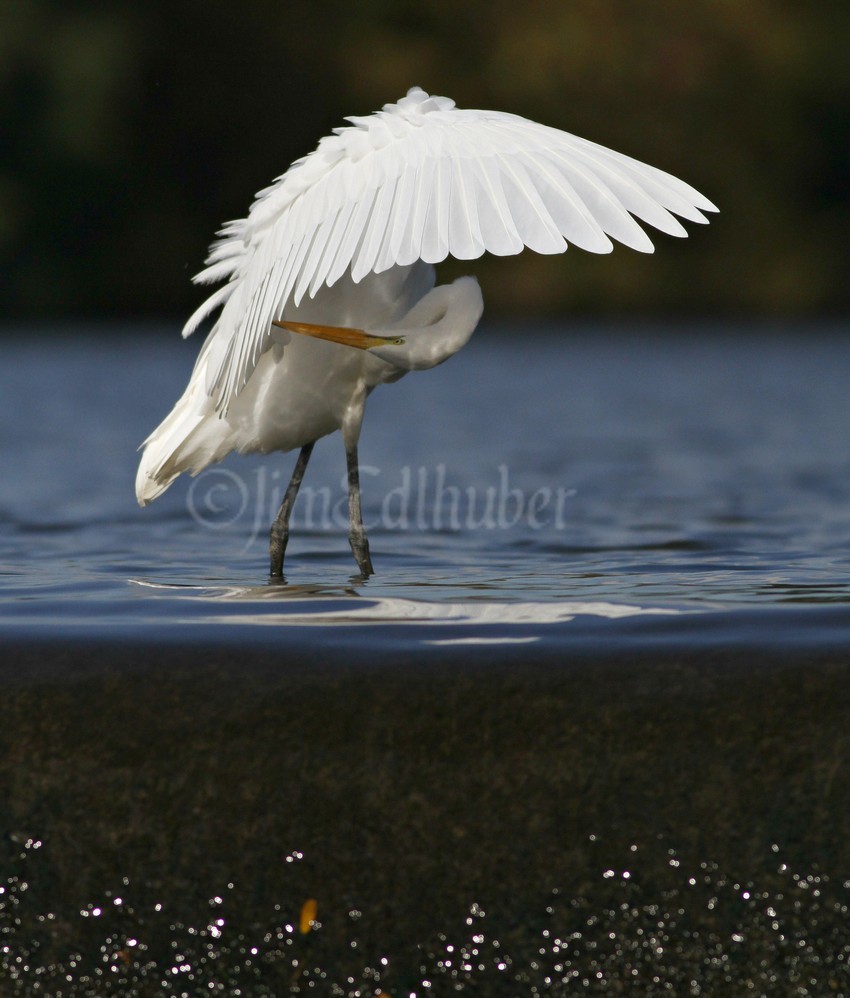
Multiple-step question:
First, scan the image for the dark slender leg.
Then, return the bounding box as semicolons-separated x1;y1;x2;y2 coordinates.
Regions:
269;442;314;577
346;442;374;576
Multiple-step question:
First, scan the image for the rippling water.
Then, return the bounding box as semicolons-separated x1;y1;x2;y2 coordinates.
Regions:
1;323;848;650
2;323;850;995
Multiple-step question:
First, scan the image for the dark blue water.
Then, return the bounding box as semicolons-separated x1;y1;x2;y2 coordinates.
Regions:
1;323;848;652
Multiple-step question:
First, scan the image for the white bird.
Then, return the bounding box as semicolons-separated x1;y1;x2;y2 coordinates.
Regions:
136;86;717;577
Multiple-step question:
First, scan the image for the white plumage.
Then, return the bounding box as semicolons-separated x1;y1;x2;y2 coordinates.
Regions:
137;86;717;576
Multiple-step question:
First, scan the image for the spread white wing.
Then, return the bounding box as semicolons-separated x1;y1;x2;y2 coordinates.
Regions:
184;87;717;413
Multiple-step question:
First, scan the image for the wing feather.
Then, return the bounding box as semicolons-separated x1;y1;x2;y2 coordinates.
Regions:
525;150;652;253
421;154;452;265
448;154;486;260
559;145;691;238
377;163;415;272
396;159;436;268
351;174;399;283
326;185;377;288
181;282;235;339
310;201;358;297
493;153;567;255
469;155;525;256
294;208;340;304
186;88;716;413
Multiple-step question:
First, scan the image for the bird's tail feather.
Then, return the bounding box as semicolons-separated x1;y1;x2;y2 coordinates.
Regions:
135;373;232;506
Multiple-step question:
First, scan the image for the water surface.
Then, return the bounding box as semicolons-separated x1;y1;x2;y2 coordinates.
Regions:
1;323;847;651
2;324;849;995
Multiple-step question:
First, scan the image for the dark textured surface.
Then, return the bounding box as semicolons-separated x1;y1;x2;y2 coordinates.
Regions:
2;641;848;951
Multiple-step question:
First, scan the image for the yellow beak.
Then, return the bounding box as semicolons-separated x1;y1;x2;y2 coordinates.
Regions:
272;320;405;351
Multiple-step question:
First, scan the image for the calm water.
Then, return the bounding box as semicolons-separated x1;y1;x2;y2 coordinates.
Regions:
1;322;848;651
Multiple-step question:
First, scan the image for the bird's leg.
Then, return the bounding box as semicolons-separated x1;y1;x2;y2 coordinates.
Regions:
345;442;374;577
269;442;314;578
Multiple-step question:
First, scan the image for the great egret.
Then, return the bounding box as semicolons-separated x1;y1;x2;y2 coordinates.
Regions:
136;86;716;577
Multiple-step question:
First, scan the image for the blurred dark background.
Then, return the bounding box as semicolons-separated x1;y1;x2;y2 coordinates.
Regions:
2;0;849;323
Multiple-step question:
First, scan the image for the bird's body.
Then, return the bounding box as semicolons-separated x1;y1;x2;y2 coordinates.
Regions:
137;261;462;496
137;87;716;576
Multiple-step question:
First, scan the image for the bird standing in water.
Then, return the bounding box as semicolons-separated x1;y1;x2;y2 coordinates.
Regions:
136;87;716;577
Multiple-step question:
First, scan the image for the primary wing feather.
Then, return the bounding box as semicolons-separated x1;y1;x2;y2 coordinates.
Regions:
186;87;717;414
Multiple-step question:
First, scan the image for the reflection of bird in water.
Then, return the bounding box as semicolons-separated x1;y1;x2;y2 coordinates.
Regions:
136;87;717;577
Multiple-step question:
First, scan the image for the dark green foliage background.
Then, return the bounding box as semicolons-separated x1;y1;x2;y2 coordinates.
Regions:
3;0;848;320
